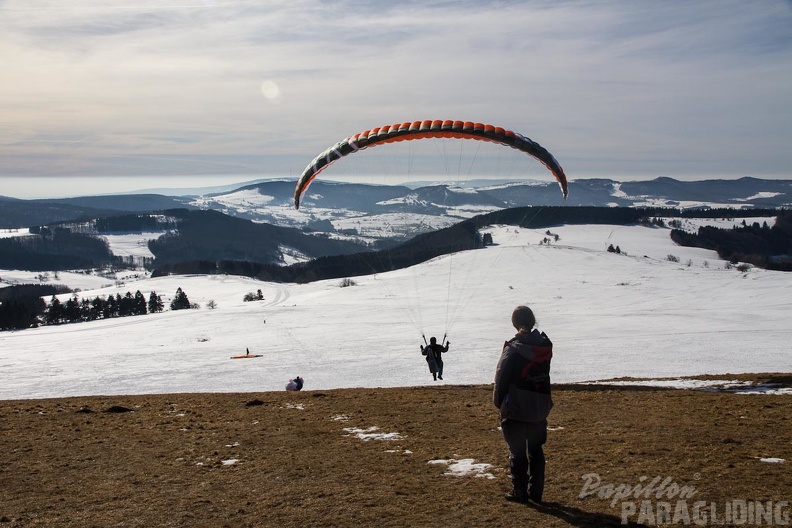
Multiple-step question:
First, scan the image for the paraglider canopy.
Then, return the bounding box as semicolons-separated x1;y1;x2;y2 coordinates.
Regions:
294;119;569;209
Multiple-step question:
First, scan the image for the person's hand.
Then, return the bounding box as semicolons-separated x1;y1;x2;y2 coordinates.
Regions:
446;341;450;346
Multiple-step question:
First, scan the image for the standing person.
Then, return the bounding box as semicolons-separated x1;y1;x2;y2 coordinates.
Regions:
421;336;450;381
493;306;553;503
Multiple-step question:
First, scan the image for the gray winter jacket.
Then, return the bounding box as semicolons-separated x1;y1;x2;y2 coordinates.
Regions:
493;329;553;423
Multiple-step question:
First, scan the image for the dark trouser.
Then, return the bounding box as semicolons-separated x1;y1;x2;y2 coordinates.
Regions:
501;419;547;500
426;358;437;377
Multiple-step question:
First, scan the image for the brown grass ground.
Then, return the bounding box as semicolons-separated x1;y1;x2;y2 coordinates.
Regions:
1;374;790;527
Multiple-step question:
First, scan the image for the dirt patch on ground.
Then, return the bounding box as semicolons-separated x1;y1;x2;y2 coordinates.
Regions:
1;374;790;527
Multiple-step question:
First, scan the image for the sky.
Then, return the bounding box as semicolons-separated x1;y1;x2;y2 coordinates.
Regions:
2;220;790;400
1;0;792;199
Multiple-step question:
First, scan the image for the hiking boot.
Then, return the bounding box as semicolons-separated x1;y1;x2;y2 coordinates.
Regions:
505;487;528;503
528;483;543;504
438;375;443;380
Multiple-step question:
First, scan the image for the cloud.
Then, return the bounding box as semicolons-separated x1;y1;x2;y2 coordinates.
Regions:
0;0;790;190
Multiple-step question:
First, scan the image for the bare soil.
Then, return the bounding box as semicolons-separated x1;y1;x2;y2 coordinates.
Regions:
1;374;790;527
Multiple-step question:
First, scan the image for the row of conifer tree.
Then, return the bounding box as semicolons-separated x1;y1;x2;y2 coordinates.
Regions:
0;287;193;330
42;287;193;325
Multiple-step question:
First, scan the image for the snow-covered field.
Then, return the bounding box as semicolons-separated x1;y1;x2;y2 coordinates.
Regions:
0;228;31;239
1;221;790;400
101;232;165;259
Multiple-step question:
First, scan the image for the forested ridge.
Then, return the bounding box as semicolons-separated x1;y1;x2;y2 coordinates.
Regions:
0;209;369;273
151;206;784;283
148;209;367;267
671;210;792;271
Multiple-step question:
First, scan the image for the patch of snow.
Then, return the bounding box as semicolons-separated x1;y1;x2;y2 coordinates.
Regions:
377;193;425;206
199;188;275;210
731;386;792;395
278;245;311;266
0;269;147;291
343;426;402;441
592;378;792;394
0;228;31;239
447;186;478;194
611;183;627;198
428;458;496;479
444;204;501;218
593;379;748;390
103;231;165;258
735;192;782;202
332;212;455;238
477;180;547;191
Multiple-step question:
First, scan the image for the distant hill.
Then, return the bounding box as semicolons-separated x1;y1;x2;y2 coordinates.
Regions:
0;208;372;273
0;194;195;229
185;177;792;238
0;197;120;229
618;177;792;208
47;194;194;212
2;177;791;232
148;208;369;267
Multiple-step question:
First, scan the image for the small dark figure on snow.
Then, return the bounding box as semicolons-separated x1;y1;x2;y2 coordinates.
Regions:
493;305;553;504
286;376;304;391
421;336;450;381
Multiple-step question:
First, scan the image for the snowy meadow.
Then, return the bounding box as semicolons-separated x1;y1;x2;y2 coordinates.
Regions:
1;220;790;400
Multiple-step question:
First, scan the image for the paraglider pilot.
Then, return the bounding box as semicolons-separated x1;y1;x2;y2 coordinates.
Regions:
421;337;450;381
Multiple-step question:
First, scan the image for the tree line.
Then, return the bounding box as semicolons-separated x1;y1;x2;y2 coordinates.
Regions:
670;211;792;271
0;287;194;331
0;284;70;331
0;228;115;271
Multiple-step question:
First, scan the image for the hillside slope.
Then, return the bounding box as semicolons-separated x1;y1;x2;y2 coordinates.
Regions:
1;378;789;527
